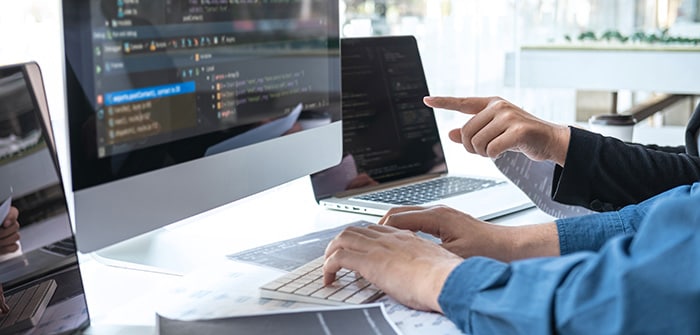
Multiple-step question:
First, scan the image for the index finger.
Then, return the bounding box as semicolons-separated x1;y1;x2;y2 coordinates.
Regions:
378;206;426;225
423;96;497;115
0;284;8;314
322;227;376;285
382;207;444;237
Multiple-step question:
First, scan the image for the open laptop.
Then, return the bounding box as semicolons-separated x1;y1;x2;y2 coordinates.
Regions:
310;36;532;219
0;62;90;334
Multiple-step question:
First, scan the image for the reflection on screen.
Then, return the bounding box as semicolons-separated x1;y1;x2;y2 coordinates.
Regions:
0;64;90;334
311;37;446;199
64;0;341;191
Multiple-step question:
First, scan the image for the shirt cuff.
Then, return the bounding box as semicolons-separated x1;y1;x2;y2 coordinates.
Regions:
556;211;627;255
438;257;509;332
551;127;601;208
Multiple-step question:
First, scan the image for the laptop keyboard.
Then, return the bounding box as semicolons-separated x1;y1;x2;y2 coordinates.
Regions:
260;256;384;305
353;176;503;205
41;238;76;257
0;279;57;333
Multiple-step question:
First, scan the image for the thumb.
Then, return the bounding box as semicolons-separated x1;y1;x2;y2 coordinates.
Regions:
448;129;462;143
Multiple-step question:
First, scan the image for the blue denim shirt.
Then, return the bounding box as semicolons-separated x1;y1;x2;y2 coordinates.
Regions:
438;183;700;334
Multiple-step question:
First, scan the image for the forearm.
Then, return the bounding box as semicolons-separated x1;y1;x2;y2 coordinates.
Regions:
439;186;700;334
556;183;698;254
501;222;560;261
500;181;685;262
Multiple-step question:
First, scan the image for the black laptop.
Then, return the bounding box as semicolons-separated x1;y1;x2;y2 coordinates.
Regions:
0;62;90;334
310;36;532;218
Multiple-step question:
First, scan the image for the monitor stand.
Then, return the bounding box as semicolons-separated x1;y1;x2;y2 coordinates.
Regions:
91;228;204;276
88;194;257;276
88;176;328;276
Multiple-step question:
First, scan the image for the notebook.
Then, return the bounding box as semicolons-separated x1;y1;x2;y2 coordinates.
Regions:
0;62;90;334
310;36;532;219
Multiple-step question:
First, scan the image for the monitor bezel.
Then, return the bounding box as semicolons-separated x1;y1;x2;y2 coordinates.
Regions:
61;1;343;256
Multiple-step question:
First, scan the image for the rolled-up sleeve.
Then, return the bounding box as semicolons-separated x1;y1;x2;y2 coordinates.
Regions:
555;183;696;255
438;183;700;334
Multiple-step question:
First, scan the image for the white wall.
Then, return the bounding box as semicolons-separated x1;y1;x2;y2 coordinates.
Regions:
0;0;72;213
0;1;67;153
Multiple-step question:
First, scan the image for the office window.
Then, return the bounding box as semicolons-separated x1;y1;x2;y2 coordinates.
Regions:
341;0;700;125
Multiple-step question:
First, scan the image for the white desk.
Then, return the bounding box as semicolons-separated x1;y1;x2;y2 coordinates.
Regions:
76;156;554;334
75;122;686;334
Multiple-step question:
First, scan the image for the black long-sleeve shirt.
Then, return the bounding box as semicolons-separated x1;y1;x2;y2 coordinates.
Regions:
551;102;700;212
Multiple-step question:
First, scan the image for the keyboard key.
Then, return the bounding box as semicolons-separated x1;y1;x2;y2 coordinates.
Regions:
353;176;502;205
277;285;298;293
327;287;359;302
295;285;321;296
259;256;384;305
345;288;382;304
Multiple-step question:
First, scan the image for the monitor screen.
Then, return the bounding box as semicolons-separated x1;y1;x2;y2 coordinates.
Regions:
0;63;90;334
62;1;342;257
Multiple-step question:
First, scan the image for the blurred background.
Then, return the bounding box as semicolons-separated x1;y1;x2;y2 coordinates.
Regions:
0;0;698;169
340;0;700;128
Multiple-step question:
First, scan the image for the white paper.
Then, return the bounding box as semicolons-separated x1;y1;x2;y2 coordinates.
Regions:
493;151;595;219
156;260;464;335
158;303;404;335
0;196;11;221
155;261;319;321
376;296;461;335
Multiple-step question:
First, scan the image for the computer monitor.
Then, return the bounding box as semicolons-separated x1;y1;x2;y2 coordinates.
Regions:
61;1;341;270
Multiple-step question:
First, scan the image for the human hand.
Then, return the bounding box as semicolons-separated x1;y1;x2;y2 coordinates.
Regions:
0;206;20;255
379;205;517;261
323;225;462;312
424;96;571;166
380;205;561;261
0;284;8;314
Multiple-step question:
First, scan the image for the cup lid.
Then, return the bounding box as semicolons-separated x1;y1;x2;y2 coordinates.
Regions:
588;114;637;126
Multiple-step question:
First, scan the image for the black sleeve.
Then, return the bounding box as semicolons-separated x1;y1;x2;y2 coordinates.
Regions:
638;143;686;154
551;126;700;212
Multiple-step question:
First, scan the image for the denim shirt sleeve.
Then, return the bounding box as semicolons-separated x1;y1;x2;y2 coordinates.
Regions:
554;183;697;255
438;183;700;335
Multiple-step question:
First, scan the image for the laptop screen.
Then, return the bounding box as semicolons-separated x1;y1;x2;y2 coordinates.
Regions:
0;63;90;333
310;36;447;200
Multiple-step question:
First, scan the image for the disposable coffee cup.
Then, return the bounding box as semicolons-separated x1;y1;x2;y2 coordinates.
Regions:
588;114;636;142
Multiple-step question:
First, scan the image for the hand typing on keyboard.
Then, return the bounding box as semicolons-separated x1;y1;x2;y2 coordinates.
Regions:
0;204;20;314
0;284;8;314
260;255;384;305
322;224;462;312
0;205;21;257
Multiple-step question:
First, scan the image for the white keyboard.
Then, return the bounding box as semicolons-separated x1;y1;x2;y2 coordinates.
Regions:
259;256;384;305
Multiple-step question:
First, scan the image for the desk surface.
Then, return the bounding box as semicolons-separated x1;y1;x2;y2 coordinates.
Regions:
77;165;554;335
77;124;686;334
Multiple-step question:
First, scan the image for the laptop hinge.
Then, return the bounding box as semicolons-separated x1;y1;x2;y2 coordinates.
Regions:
333;173;447;198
